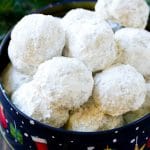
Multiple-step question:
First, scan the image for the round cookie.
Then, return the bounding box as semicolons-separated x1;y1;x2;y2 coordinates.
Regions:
63;19;117;72
8;14;65;75
93;64;146;116
33;57;94;109
115;28;150;79
95;0;149;28
66;97;123;132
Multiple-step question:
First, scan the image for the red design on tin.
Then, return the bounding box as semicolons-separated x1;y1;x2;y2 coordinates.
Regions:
0;104;7;129
32;136;48;150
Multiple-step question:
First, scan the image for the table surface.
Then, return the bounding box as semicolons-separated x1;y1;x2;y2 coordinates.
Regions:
0;133;11;150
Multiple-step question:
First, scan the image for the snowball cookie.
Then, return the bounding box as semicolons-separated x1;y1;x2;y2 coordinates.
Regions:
93;64;146;116
66;98;104;132
124;81;150;124
1;63;31;95
62;8;101;30
95;0;149;28
33;57;94;109
62;8;122;33
64;19;118;72
115;28;150;79
66;98;123;132
8;14;65;75
12;82;69;127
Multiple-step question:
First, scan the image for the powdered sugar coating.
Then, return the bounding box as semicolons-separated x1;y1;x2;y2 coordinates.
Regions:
62;8;101;30
12;57;93;127
8;14;65;75
93;64;146;116
115;28;150;79
33;57;94;109
124;82;150;123
61;8;95;27
66;97;123;132
12;82;69;127
95;0;149;28
95;0;113;20
1;63;31;95
66;99;104;132
62;8;122;33
63;18;117;72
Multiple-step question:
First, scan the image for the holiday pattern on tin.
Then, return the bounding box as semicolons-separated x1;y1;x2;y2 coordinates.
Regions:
0;102;23;145
1;101;150;150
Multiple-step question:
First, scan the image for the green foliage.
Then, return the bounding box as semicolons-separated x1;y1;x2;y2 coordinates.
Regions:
146;0;150;5
0;0;59;14
0;0;61;42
